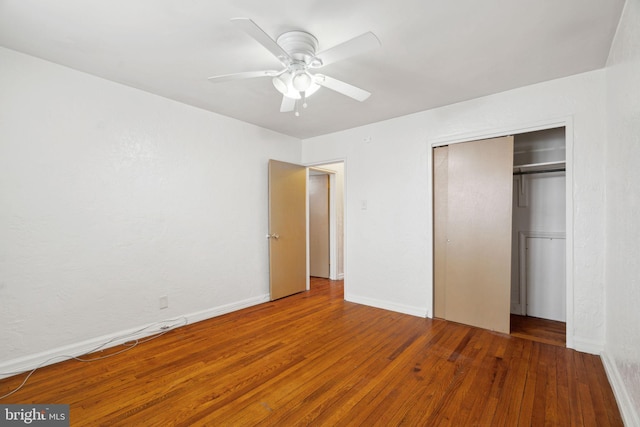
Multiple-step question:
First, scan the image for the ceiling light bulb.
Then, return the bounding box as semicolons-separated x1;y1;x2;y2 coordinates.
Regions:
273;71;321;102
292;71;312;92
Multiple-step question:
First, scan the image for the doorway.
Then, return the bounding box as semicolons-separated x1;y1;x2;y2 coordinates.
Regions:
267;159;345;299
307;162;345;285
309;170;330;278
510;128;566;346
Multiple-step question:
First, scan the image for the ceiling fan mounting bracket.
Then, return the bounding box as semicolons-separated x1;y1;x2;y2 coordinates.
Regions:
276;30;319;65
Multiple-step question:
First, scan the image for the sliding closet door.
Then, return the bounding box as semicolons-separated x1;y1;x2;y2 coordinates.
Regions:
435;136;514;333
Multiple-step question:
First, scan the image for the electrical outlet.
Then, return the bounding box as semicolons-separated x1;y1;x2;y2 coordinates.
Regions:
159;295;168;309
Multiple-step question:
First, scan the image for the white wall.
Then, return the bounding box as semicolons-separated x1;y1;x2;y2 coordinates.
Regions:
302;69;607;350
0;47;301;373
604;0;640;424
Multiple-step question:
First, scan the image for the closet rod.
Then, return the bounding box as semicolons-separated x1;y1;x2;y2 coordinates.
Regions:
513;168;565;176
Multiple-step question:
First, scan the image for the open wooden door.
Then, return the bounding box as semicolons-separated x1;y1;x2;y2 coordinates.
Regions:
433;136;514;333
268;159;307;300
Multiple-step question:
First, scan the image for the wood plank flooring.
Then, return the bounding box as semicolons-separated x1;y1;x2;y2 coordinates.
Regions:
0;278;622;426
511;314;566;347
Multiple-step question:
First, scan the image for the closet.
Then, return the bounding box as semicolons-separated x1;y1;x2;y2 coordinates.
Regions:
433;128;566;339
511;128;566;324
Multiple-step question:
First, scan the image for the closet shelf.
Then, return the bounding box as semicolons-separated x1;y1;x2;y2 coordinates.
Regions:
513;160;566;176
513;160;565;170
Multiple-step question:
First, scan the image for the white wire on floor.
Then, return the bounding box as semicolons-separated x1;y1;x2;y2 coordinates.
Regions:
0;317;188;401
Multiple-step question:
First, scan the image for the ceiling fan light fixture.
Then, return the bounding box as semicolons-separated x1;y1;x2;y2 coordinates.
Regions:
292;71;312;92
273;71;321;100
272;74;290;95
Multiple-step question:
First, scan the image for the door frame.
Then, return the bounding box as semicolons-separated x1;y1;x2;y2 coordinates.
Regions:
306;160;345;284
427;116;575;349
308;167;336;280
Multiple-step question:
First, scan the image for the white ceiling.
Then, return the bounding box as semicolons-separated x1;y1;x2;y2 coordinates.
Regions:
0;0;625;139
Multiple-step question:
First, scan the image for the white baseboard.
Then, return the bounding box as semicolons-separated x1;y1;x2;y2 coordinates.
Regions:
181;294;270;325
336;273;345;280
571;336;604;355
601;351;640;427
0;294;270;380
345;293;429;318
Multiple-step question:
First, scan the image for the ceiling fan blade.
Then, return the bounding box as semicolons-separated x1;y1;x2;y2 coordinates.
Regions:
314;75;371;102
231;18;292;65
314;32;380;67
207;70;280;84
280;95;296;112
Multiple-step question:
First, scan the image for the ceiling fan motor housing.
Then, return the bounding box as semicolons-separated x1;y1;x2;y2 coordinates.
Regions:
276;31;319;65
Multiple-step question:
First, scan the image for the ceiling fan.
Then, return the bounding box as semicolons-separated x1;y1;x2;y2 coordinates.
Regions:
208;18;381;116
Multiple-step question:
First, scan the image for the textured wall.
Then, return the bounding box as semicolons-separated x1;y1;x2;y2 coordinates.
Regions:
0;47;301;368
604;0;640;423
302;70;607;350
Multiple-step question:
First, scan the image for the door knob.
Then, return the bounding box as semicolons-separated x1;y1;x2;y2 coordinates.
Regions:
266;233;280;240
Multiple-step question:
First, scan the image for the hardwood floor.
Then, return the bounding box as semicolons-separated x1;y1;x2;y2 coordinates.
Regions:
511;314;566;347
0;278;622;426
